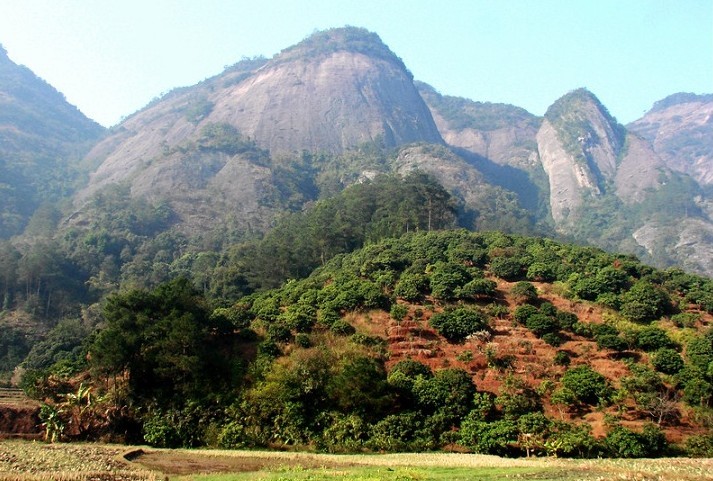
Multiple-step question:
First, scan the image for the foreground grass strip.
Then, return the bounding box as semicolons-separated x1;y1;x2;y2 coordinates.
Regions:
173;465;560;481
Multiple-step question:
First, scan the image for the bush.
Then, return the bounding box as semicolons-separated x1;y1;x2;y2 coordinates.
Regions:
429;262;471;301
554;351;571;366
542;332;564;347
459;417;518;456
596;334;627;352
526;262;556;282
513;304;539;325
330;320;355;336
604;424;667;458
671;312;699;328
489;256;524;280
412;368;475;420
619;281;670;323
604;426;648;458
685;433;713;457
561;365;611;406
367;412;423;452
394;274;428;301
390;303;408;321
511;281;538;304
556;311;579;331
525;314;559;337
320;413;369;453
636;327;675;351
457;278;497;299
294;333;312;348
651;348;684;374
429;307;489;343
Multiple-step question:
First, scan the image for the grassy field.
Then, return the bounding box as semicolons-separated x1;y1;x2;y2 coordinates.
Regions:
1;441;712;481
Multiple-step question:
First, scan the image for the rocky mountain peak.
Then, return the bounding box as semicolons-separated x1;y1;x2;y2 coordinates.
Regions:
275;27;411;75
77;27;443;235
537;89;629;226
628;93;713;186
648;92;713;114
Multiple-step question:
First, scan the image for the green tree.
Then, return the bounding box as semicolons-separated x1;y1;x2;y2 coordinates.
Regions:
90;278;234;407
561;365;611;406
429;307;489;343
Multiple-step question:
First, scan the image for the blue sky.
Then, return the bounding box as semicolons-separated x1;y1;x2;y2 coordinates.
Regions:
0;0;710;127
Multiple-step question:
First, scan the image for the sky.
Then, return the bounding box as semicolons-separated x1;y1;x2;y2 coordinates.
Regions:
0;0;710;127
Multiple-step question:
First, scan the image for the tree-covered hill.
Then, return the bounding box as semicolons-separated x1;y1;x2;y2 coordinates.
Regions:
0;45;104;238
20;228;713;457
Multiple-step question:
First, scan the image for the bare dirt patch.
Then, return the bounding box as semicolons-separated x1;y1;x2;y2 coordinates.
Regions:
128;449;358;475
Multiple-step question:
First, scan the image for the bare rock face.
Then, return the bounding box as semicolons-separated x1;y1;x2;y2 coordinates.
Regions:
536;118;601;224
614;135;667;205
633;218;713;278
628;93;713;186
76;27;443;234
417;83;540;170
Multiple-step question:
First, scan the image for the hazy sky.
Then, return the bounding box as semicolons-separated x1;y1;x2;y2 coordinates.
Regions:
0;0;710;127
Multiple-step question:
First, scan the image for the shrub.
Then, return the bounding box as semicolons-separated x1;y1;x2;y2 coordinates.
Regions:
525;314;558;337
412;368;475;420
604;424;667;458
596;334;627;352
367;412;423;452
604;426;648;458
513;304;539;325
489;256;524;280
561;365;611;406
651;348;684;374
554;350;571;366
267;323;292;343
671;312;699;328
330;320;355;336
636;327;675;351
429;307;488;343
320;413;369;453
459;417;518;456
457;278;497;299
546;423;599;458
294;333;311;348
429;262;471;300
511;281;538;304
394;274;428;301
619;281;670;323
685;433;713;457
526;262;556;282
390;303;408;322
542;332;564;346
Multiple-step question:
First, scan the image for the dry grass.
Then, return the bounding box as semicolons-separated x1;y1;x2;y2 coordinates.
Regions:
0;440;158;481
2;441;713;481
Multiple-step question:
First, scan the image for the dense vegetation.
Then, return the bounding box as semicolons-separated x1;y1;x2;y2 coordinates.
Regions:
0;45;104;238
15;226;713;457
1;29;712;460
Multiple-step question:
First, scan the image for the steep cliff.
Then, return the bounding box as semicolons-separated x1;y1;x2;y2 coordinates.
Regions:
628;93;713;186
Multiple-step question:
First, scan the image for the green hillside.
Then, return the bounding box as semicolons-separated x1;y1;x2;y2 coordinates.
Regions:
21;227;713;457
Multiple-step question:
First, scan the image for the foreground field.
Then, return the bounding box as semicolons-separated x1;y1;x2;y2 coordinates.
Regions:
1;441;712;481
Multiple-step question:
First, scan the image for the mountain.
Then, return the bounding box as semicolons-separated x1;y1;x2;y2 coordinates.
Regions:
628;93;713;187
73;27;445;238
0;44;104;238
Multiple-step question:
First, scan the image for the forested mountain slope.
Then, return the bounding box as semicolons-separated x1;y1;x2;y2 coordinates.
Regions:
0;45;104;238
23;229;713;456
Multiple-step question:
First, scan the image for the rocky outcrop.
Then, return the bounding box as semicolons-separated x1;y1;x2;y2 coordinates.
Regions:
628;93;713;186
76;28;443;235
